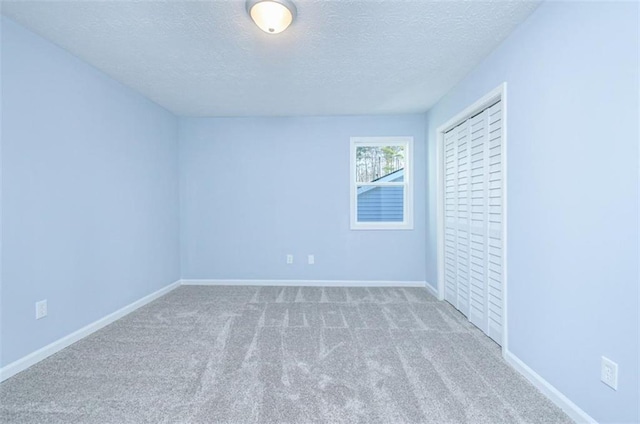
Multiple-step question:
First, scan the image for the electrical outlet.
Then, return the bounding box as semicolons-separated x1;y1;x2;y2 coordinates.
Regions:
601;356;618;390
35;300;47;320
286;254;294;264
308;254;315;265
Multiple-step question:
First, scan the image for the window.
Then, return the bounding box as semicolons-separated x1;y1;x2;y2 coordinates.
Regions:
350;136;414;230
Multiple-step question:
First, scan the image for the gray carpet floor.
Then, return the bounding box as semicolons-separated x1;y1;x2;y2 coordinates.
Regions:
0;286;572;423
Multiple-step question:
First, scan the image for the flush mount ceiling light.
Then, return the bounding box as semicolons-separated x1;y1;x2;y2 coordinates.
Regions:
246;0;297;34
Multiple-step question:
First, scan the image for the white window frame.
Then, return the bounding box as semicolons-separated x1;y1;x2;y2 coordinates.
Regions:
350;136;414;230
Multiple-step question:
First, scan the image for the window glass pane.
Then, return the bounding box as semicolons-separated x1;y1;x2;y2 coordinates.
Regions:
357;185;404;222
355;145;405;183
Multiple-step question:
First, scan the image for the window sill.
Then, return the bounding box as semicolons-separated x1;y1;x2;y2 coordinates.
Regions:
350;222;414;231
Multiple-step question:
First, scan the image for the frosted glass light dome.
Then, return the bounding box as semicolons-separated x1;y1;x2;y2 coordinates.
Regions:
246;0;296;34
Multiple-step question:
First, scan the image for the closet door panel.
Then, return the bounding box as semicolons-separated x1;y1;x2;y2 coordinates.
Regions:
486;101;504;344
443;129;458;306
455;120;470;317
467;110;488;332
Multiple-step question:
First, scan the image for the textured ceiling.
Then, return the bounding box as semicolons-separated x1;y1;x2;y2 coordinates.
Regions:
1;0;540;117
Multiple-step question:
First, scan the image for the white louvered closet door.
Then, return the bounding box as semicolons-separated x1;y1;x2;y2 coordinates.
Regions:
443;100;503;345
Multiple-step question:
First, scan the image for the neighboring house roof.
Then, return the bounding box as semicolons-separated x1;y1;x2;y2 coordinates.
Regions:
357;168;404;195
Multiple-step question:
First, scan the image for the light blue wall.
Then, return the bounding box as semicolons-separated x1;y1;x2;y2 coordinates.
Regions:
179;115;426;281
1;17;180;366
425;2;639;422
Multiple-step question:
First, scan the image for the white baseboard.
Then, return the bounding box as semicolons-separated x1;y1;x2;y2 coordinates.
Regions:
0;280;181;383
504;350;596;424
181;279;427;287
424;281;438;297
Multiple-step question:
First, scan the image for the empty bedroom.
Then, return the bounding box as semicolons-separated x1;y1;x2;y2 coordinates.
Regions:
0;0;638;423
